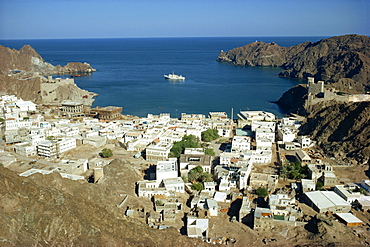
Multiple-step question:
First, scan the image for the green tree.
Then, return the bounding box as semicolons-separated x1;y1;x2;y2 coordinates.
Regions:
155;200;164;206
169;135;201;158
200;172;213;182
280;164;289;180
101;148;113;158
256;187;268;197
205;148;215;156
316;181;323;190
191;182;204;191
201;129;219;142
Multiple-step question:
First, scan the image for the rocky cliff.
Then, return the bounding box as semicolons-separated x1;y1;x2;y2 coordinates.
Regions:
217;34;370;93
299;101;370;164
0;44;97;105
0;44;96;75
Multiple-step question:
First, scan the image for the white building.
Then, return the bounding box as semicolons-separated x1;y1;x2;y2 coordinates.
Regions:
14;142;37;157
162;177;185;193
206;199;218;216
187;216;209;239
156;158;178;181
277;127;297;143
334;184;370;203
297;135;313;149
146;141;173;162
255;128;275;143
251;121;276;132
231;136;251;152
5;118;32;130
37;138;76;158
238;111;275;122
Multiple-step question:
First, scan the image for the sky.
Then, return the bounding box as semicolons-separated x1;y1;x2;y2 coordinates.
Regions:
0;0;368;40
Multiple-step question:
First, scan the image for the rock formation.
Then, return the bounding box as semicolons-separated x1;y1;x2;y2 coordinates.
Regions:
0;44;97;105
0;160;208;247
300;101;370;164
217;34;370;93
0;44;96;75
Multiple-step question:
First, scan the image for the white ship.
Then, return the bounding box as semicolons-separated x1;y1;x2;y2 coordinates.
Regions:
164;72;185;80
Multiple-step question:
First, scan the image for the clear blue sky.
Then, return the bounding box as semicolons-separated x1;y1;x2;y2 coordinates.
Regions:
0;0;368;39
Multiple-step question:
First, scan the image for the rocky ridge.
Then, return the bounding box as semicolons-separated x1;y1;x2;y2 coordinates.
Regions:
0;44;97;105
0;160;209;247
300;101;370;164
217;34;370;93
0;44;96;75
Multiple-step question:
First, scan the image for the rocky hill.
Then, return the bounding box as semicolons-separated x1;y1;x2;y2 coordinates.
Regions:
0;44;97;105
0;44;95;75
299;101;370;164
217;34;370;93
0;160;210;247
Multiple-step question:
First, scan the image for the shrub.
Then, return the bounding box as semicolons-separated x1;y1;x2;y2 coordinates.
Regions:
205;148;215;156
101;148;113;158
191;182;204;191
256;187;268;197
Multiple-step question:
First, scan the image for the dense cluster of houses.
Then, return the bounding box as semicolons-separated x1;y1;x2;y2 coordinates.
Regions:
1;94;368;241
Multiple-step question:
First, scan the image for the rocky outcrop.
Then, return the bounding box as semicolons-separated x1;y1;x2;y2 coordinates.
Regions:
0;161;208;247
276;84;308;115
0;44;97;105
0;44;96;75
299;101;370;164
217;34;370;93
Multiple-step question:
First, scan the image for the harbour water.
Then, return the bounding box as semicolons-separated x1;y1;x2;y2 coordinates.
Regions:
1;37;327;118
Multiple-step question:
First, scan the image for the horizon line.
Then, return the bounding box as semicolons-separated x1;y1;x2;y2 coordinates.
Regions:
1;34;360;41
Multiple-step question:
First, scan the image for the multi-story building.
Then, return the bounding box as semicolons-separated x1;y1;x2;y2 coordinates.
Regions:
37;138;76;158
146;141;173;162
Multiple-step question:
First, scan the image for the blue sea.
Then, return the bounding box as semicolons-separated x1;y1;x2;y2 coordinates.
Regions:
1;37;327;118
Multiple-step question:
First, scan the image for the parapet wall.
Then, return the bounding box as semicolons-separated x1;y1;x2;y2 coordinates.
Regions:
306;77;370;106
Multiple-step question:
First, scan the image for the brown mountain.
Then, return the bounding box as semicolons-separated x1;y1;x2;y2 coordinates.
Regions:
0;44;97;105
217;34;370;93
0;44;96;75
300;101;370;164
0;160;209;247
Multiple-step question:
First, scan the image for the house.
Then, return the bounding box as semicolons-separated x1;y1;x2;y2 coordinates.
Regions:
206;199;218;216
187;216;209;239
334;184;370;203
277;126;297;143
89;106;122;120
297;136;313;149
301;179;316;193
249;173;279;192
304;191;351;213
237;111;275;128
239;196;252;223
284;142;296;151
136;180;169;198
145;141;173;162
37;138;76;158
308;164;337;187
231;136;251;152
296;150;311;164
156;158;178;181
255;128;275;143
153;195;183;213
162;177;185;193
14;142;37;157
204;181;216;193
179;148;212;173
